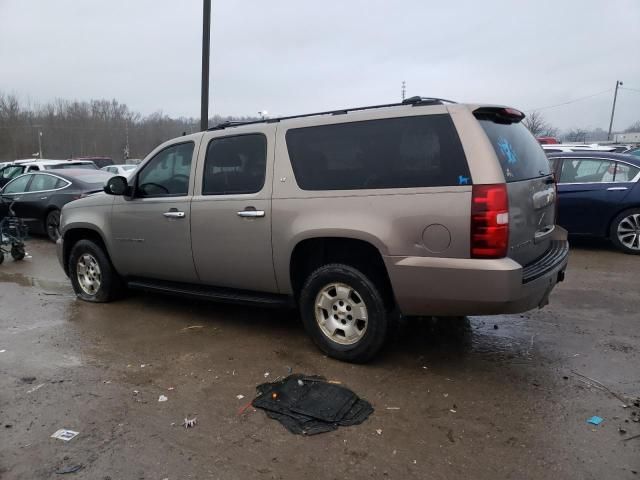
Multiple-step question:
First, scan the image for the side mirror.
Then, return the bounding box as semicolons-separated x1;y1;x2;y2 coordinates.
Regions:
104;176;129;196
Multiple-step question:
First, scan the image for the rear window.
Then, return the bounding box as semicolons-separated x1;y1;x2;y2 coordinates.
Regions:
72;173;113;184
479;120;551;182
49;163;97;170
285;114;470;190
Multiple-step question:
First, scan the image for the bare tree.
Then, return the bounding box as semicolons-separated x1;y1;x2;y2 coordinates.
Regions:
624;121;640;133
522;111;558;137
565;129;588;143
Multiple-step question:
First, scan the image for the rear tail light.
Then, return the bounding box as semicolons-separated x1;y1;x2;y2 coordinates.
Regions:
471;184;509;258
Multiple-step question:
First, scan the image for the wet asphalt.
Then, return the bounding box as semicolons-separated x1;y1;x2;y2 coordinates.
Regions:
0;239;639;479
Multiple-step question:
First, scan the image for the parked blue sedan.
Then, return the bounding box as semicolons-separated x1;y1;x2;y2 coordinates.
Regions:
547;152;640;253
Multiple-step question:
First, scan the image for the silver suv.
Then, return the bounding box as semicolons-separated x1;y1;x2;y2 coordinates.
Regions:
57;97;568;362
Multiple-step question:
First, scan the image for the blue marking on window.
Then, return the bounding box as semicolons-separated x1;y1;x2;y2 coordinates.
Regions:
497;137;518;165
458;175;470;185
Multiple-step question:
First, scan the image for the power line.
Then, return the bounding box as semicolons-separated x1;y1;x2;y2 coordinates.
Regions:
620;86;640;94
525;88;613;112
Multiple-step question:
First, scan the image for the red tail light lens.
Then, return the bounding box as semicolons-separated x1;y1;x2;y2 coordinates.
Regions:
471;184;509;258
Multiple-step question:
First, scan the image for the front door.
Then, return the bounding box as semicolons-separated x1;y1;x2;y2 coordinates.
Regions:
110;141;199;282
190;127;277;293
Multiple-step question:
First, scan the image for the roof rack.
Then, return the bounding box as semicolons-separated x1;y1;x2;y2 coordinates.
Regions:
208;96;457;131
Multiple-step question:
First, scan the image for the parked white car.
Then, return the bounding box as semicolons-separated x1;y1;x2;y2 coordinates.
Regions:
101;164;137;177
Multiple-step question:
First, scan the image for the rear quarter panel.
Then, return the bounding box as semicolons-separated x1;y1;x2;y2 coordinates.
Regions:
271;106;480;294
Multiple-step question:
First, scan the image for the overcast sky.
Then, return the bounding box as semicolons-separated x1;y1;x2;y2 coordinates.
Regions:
1;0;639;131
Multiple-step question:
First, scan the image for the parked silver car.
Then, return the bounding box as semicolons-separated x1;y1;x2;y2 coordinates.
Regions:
57;97;568;362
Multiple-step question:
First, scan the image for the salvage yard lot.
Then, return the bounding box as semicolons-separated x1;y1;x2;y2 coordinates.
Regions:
1;239;638;479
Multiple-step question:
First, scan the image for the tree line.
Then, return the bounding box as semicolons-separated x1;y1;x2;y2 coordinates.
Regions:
523;110;640;142
0;93;257;163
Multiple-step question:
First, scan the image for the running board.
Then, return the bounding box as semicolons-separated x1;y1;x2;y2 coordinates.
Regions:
127;278;295;308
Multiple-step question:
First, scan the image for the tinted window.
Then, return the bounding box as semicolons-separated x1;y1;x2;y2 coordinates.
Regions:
3;175;31;194
202;134;267;195
286;115;470;190
612;162;640;182
137;142;194;197
559;158;614;183
49;163;96;170
28;174;64;191
479;120;551;182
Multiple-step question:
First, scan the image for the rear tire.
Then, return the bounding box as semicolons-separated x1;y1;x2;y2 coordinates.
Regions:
45;210;61;242
11;244;25;261
610;208;640;254
69;239;123;302
299;263;391;363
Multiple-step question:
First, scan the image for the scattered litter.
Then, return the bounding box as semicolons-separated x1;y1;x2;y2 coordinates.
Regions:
55;464;83;475
238;401;255;416
622;433;640;442
0;350;6;353
286;366;293;374
413;460;417;465
386;407;400;410
167;387;175;391
587;416;603;425
619;427;627;434
27;383;46;394
264;372;270;378
450;409;457;413
376;429;383;435
443;393;449;398
252;374;373;435
102;380;111;384
571;370;627;404
140;364;146;368
236;394;245;400
422;366;428;370
393;449;397;455
183;417;197;428
447;429;455;443
493;324;499;330
158;395;168;402
133;390;139;395
51;429;79;441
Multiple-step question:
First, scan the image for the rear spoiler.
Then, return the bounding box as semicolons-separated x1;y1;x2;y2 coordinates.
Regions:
473;107;525;125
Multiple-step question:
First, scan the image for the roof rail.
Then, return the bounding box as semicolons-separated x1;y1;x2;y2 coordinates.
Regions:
208;96;456;131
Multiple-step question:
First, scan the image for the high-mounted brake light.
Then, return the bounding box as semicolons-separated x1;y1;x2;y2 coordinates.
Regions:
471;184;509;258
473;106;525;124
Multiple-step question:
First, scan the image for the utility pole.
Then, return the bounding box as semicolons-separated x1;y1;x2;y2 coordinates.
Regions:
200;0;211;131
607;80;623;141
401;81;406;101
38;128;43;159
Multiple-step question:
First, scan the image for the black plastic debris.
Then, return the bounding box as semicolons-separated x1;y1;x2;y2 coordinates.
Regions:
252;374;373;435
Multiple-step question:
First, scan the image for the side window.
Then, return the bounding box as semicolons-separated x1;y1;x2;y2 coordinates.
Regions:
559;159;615;183
202;134;267;195
27;174;62;192
3;175;31;194
136;142;194;197
612;163;640;183
285;115;470;190
1;165;25;179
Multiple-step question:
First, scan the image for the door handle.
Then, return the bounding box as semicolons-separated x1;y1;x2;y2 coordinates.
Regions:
606;186;628;191
40;197;48;200
163;211;185;218
237;209;265;218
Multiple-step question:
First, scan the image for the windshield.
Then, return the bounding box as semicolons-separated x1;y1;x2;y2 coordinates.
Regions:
479;120;551;182
122;165;136;171
1;165;26;179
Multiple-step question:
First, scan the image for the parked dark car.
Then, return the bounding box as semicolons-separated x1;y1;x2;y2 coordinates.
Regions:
547;152;640;253
0;169;113;242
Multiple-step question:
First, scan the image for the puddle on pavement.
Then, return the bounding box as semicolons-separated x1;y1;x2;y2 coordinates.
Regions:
0;270;73;295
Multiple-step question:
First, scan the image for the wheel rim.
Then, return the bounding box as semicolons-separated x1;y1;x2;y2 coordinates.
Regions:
314;282;368;345
617;214;640;251
47;212;60;241
76;253;102;295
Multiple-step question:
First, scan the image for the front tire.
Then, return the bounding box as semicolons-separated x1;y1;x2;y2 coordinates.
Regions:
69;239;122;302
299;263;391;363
610;209;640;254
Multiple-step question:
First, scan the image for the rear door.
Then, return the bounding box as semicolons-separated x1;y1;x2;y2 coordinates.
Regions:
477;116;555;265
190;126;277;292
555;157;637;235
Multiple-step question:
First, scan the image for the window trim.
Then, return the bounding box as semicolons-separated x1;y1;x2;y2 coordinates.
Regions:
134;140;195;199
550;156;640;184
201;132;268;196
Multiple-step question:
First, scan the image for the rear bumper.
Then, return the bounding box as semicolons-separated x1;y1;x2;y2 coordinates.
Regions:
384;228;569;316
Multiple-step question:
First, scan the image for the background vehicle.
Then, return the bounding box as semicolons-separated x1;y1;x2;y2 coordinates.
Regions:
536;136;559;144
542;144;616;154
548;152;640;253
0;169;113;241
0;160;97;188
102;164;137;177
625;147;640;157
58;98;568;362
72;156;113;168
